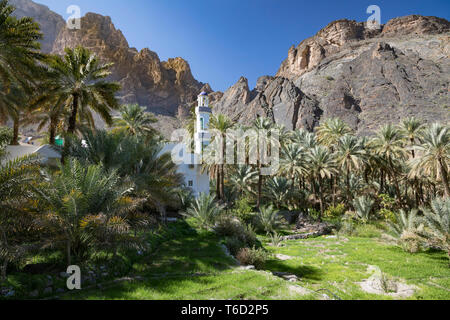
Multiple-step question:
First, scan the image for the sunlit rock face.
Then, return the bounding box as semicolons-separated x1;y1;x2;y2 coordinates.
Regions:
11;0;211;137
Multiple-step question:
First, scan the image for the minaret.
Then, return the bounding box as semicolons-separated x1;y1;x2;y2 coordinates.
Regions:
195;92;212;155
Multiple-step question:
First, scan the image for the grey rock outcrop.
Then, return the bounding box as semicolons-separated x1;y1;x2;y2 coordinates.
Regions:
213;15;450;134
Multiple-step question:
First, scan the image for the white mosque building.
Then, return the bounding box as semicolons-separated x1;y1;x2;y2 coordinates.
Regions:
161;91;212;198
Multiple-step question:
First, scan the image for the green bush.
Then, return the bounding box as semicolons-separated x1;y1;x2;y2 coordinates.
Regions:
224;236;246;256
324;203;346;219
216;217;259;252
235;247;269;270
232;197;255;224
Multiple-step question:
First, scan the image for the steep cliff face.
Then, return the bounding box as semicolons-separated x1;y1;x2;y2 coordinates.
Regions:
214;15;450;134
10;0;65;53
52;13;204;116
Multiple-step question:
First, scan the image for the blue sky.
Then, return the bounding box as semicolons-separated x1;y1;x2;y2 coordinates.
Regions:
33;0;450;92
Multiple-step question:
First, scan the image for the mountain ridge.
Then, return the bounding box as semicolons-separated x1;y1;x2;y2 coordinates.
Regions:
213;15;450;135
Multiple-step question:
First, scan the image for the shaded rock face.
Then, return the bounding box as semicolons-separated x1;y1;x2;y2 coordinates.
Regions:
10;0;65;53
214;15;450;134
52;13;204;116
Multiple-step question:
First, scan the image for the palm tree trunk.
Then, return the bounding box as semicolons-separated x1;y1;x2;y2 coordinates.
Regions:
66;240;71;266
257;164;262;209
318;177;324;221
67;94;79;134
438;159;450;198
49;119;57;145
220;164;225;200
0;260;6;283
11;116;19;145
0;228;7;282
216;168;220;199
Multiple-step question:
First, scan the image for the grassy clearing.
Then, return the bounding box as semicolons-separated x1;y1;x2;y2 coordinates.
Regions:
57;221;450;300
263;234;450;300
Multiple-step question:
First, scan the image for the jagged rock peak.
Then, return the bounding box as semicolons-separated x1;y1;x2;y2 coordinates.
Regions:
10;0;65;53
277;14;450;79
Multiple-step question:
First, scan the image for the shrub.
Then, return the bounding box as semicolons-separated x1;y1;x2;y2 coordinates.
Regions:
388;209;424;253
183;193;224;229
378;208;396;223
235;247;269;269
216;217;259;251
324;203;346;219
353;196;375;222
232;196;255;224
420;198;450;261
255;205;284;234
269;232;283;247
224;236;246;256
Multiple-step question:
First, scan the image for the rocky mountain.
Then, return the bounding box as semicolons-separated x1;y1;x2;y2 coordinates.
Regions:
10;0;65;53
10;0;206;137
214;15;450;135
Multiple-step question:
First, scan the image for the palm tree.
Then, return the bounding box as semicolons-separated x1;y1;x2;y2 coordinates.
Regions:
183;193;224;229
251;117;279;208
353;196;375;222
208;114;234;200
0;154;40;281
0;0;43;143
410;123;450;198
279;143;307;188
230;165;258;196
371;124;407;201
336;135;367;198
37;47;121;136
307;146;337;219
255;205;283;234
316;118;353;149
35;159;133;265
388;209;424;253
0;0;42;92
264;176;292;209
113;104;157;138
421;198;450;262
399;117;424;159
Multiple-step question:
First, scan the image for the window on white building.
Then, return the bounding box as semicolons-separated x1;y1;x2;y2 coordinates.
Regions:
200;117;204;130
188;180;193;187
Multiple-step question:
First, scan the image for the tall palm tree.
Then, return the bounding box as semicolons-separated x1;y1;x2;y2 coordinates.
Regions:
113;104;157;138
316;118;353;149
370;124;407;201
336;135;368;198
251;117;279;208
399;117;424;159
307;146;337;219
0;0;43;143
37;47;121;136
410;123;450;197
208;114;234;200
279;143;307;189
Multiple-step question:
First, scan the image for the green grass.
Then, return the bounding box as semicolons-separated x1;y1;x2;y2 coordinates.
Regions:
262;234;450;300
64;220;311;300
10;220;449;300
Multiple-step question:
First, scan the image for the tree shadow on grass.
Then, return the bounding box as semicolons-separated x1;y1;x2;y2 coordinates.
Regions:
264;259;324;281
140;220;237;275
